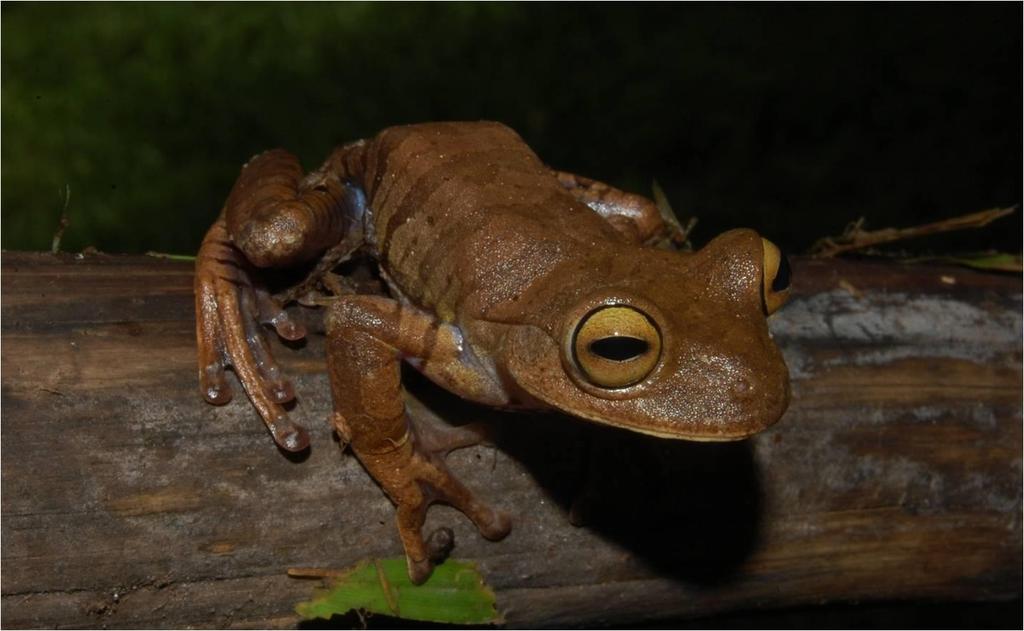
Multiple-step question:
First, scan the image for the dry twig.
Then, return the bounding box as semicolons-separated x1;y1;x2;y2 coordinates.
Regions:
810;206;1017;257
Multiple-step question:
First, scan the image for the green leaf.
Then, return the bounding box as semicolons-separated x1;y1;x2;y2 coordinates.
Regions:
145;251;197;261
941;253;1022;273
295;558;502;625
902;252;1023;273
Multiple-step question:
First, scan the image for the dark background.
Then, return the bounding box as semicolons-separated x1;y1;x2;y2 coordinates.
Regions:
2;3;1021;256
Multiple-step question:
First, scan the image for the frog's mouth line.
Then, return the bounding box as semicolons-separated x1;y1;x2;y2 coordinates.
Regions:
520;372;770;442
626;424;754;442
563;407;760;442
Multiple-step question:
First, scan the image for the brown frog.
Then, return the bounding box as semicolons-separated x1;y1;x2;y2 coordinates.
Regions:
194;121;791;583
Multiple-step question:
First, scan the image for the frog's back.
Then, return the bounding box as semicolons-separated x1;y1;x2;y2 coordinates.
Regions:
359;122;622;319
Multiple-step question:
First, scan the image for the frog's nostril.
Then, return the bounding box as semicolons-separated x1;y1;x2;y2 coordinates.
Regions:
730;375;753;397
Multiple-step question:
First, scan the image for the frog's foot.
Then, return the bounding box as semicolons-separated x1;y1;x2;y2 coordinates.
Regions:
358;420;511;585
416;420;497;456
195;217;310;451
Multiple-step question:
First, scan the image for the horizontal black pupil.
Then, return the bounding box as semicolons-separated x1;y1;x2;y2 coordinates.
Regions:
772;252;792;291
590;336;649;361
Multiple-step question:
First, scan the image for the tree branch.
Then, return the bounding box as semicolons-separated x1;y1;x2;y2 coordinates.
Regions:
1;252;1020;628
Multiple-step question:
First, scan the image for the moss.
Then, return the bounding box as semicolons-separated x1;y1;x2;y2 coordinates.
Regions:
3;4;1020;254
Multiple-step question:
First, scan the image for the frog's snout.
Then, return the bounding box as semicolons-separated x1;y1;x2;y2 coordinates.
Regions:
691;345;790;439
732;362;790;435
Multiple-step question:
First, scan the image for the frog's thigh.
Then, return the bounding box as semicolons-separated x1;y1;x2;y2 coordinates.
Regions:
553;169;668;245
224;146;367;268
326;295;510;407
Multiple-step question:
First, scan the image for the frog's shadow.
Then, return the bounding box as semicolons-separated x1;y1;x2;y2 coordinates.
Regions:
406;370;762;586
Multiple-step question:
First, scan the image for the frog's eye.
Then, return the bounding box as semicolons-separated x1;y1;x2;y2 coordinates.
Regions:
761;238;791;314
572;306;661;389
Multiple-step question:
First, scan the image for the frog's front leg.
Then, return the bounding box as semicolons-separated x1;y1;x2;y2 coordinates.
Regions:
325;296;512;584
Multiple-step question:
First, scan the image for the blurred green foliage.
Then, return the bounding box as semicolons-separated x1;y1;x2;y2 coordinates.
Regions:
3;3;1020;254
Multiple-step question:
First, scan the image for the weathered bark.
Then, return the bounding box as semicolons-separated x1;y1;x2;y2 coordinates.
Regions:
1;252;1020;628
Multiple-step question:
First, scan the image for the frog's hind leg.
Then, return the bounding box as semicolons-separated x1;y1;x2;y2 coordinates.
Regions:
196;217;311;450
553;170;688;248
224;144;368;268
415;419;495;456
325;296;511;584
195;143;369;451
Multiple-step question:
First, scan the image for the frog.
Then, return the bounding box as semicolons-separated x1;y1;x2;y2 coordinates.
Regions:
194;121;791;583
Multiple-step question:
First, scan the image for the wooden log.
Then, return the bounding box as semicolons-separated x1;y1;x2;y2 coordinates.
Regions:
1;252;1020;628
